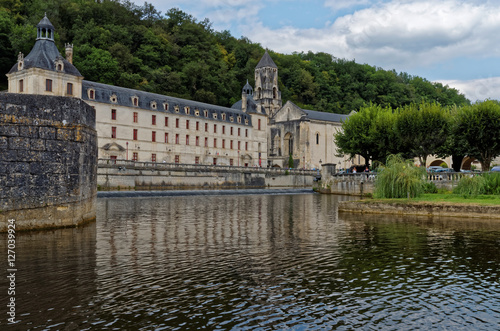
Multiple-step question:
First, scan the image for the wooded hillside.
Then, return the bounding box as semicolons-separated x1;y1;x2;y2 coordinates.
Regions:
0;0;470;113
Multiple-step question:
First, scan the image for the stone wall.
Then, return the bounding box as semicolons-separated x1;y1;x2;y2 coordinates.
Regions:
97;159;314;190
0;93;97;231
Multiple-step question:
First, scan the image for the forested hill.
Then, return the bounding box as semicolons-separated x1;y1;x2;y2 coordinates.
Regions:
0;0;470;113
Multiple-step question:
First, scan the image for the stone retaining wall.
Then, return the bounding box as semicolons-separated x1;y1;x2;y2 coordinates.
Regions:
0;94;97;231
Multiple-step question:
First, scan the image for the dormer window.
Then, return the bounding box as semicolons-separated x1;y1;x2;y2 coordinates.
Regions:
184;106;190;115
163;103;169;111
88;89;95;100
204;110;208;117
132;96;139;107
174;105;180;113
222;113;226;120
110;94;117;103
195;109;200;116
237;116;241;123
151;101;157;110
54;57;64;72
245;119;249;125
213;113;218;119
17;52;24;71
230;116;234;122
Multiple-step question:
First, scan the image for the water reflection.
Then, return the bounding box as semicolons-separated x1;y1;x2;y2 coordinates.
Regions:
1;194;499;330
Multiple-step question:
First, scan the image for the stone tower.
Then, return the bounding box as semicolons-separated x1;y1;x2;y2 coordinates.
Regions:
254;50;282;118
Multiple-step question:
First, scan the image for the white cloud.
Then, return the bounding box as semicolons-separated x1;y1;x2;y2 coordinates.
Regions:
439;77;500;102
243;1;500;73
323;0;373;11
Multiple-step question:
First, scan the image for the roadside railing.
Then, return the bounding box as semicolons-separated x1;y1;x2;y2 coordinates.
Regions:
330;171;487;182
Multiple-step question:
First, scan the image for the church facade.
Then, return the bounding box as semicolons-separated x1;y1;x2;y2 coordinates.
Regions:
7;16;354;170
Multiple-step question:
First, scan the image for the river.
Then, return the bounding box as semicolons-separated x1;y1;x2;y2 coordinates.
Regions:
1;193;499;330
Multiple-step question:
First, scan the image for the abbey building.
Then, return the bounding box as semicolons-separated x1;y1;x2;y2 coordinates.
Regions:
7;16;353;170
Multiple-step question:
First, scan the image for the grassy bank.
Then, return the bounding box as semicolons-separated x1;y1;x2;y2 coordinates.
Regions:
360;192;500;206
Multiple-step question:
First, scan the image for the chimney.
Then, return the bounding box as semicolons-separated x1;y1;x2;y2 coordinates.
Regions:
65;43;73;64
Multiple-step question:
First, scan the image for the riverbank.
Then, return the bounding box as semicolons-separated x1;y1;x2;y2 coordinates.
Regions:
339;197;500;219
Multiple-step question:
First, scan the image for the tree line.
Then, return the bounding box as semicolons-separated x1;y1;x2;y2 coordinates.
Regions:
334;100;500;171
0;0;470;113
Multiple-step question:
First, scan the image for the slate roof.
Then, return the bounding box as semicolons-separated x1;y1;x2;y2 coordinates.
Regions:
82;80;252;125
8;16;82;77
231;95;259;113
256;50;277;69
301;109;349;123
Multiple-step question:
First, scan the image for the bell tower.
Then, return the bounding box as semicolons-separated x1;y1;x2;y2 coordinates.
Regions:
254;50;282;118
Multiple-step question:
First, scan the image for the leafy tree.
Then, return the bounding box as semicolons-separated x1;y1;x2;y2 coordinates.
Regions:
395;102;450;167
453;100;500;171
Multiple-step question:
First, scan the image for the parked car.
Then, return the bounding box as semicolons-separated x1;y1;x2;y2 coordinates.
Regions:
427;166;443;172
434;168;455;173
491;166;500;172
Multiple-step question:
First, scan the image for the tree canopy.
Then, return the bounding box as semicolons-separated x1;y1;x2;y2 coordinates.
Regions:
0;0;471;112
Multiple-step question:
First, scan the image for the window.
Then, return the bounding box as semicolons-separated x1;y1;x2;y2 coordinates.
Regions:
245;129;248;137
152;115;156;125
238;128;241;136
19;80;23;92
214;124;217;133
258;119;261;130
175;134;179;144
222;139;225;149
133;129;138;140
89;89;95;99
204;137;208;147
213;113;218;119
164;103;169;111
151;154;156;162
196;121;199;130
110;155;117;164
132;152;138;161
175;155;180;164
165;116;169;126
186;120;190;129
204;110;208;117
237;116;241;123
230;140;233;149
111;127;116;138
151;101;157;110
205;123;208;132
195;156;200;164
152;131;156;142
57;64;62;71
176;118;179;128
316;133;319;144
213;158;217;165
196;136;200;146
214;138;217;148
185;106;190;115
46;79;52;92
67;83;73;95
238;141;241;150
165;133;168;143
133;97;138;106
230;159;233;166
222;126;225;134
245;142;248;151
230;127;233;135
133;112;138;123
222;113;226;120
186;135;189;145
111;109;117;120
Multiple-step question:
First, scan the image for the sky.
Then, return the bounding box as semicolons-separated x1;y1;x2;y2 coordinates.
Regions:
133;0;500;102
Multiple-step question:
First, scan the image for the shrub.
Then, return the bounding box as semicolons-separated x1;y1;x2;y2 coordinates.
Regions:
482;172;500;195
440;162;448;168
374;154;426;199
422;181;438;193
453;175;485;198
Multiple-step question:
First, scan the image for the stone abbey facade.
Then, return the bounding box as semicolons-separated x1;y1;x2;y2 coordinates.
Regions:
7;16;353;170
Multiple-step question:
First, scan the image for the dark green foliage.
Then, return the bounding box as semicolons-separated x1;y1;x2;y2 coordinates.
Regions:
288;154;294;169
482;173;500;195
0;0;470;109
422;181;438;194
